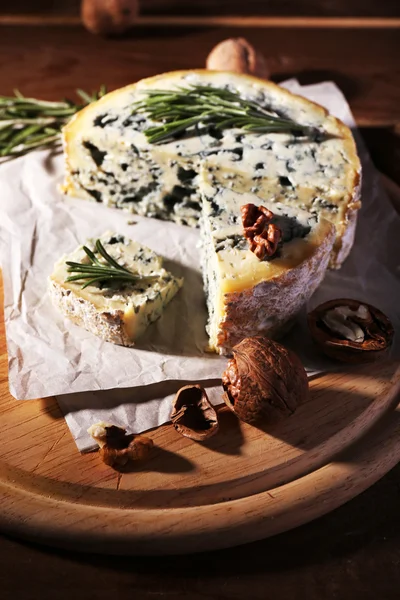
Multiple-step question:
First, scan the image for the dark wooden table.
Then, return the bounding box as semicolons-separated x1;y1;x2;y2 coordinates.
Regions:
0;20;399;600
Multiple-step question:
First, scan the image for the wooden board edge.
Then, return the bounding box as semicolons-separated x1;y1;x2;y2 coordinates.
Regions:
0;395;399;555
0;174;398;555
1;16;400;28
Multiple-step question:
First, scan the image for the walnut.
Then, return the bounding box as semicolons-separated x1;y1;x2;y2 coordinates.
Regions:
87;422;153;467
206;38;269;79
222;336;309;425
241;203;282;260
170;385;219;441
308;299;394;363
81;0;139;36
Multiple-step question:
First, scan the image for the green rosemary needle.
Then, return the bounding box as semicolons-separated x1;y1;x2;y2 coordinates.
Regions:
65;239;155;290
0;86;107;160
133;85;318;144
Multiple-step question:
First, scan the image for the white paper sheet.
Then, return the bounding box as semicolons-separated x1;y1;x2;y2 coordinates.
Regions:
0;156;226;400
0;80;399;452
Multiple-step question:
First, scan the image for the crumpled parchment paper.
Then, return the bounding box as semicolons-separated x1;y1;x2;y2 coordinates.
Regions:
0;80;399;451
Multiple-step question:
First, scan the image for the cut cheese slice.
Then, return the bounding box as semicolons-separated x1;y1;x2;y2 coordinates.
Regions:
48;233;183;346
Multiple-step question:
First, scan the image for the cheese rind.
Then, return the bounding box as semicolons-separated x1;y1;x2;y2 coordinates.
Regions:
63;70;361;268
48;233;183;346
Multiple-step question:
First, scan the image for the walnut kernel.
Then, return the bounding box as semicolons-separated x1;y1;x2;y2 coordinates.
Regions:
241;203;282;260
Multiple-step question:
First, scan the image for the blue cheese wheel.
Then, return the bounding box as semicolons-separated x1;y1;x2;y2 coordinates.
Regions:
62;70;360;353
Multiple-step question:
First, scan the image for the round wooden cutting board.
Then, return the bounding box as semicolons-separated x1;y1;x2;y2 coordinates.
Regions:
0;180;399;556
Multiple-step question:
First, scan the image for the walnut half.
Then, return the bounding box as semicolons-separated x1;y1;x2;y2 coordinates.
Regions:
308;299;394;363
170;385;219;441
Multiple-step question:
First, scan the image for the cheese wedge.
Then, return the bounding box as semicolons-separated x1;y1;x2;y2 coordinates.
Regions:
199;171;335;353
48;233;183;346
63;70;361;268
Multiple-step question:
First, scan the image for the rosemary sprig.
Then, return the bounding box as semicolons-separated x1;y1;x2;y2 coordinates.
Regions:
133;85;317;144
65;239;154;290
0;86;107;160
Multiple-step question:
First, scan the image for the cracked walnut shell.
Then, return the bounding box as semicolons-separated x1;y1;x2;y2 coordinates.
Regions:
222;336;309;425
308;299;394;363
171;385;219;441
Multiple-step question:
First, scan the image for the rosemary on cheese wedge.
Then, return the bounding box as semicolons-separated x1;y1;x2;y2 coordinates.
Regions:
65;239;156;289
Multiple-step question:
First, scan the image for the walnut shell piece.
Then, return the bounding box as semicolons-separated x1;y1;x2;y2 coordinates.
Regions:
308;299;394;363
222;336;309;425
88;422;153;467
206;37;269;79
171;385;219;441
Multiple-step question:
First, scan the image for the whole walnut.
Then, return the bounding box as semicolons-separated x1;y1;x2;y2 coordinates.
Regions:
222;336;308;425
81;0;139;36
206;38;269;79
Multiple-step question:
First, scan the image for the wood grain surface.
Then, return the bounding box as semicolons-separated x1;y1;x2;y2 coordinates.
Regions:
0;26;398;128
0;303;399;554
